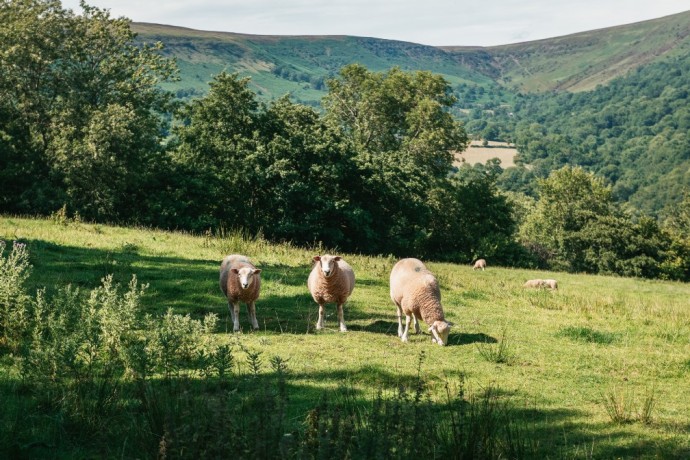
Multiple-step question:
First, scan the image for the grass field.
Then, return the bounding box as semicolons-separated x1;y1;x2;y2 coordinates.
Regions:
454;140;518;168
1;216;690;458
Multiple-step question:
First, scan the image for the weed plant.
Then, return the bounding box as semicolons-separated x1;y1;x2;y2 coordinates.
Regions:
476;326;514;364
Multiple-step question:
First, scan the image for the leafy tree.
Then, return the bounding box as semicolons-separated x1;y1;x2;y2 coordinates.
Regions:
171;72;260;230
252;96;369;249
662;193;690;280
172;76;369;249
520;166;671;277
323;64;468;254
426;160;525;265
0;0;177;220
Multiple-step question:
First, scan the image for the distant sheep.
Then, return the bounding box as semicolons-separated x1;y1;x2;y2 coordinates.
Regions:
308;255;355;332
543;279;558;290
473;259;487;271
523;279;544;288
220;254;262;332
523;279;558;290
390;258;453;346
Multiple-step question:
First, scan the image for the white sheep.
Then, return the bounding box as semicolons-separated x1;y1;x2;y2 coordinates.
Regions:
219;254;262;332
307;254;355;332
473;259;487;271
523;279;544;288
543;279;558;290
390;258;453;346
523;278;558;289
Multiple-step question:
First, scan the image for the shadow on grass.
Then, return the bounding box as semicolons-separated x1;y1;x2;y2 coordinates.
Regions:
19;239;395;336
2;362;689;459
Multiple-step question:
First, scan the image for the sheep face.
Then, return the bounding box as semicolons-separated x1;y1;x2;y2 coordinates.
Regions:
429;320;451;346
231;267;262;289
313;255;341;278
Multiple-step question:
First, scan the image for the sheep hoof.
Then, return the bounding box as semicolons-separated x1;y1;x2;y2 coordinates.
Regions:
401;336;409;343
339;326;348;332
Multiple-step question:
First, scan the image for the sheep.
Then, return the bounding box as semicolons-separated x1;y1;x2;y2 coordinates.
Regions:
390;258;453;346
543;279;558;290
523;279;544;288
473;259;487;271
307;254;355;332
523;278;558;290
219;254;262;332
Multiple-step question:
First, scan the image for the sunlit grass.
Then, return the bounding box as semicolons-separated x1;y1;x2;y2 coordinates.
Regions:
2;215;690;457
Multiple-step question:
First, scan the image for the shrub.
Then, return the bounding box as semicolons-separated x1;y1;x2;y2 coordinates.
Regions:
0;241;32;353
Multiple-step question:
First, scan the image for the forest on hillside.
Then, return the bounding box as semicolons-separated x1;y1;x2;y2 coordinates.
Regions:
1;1;689;280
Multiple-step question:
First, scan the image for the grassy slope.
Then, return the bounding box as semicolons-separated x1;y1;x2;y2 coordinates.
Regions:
2;216;690;457
443;10;690;92
134;11;690;102
133;23;495;106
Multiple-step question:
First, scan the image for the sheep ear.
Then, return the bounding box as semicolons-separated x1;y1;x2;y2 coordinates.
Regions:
253;269;262;275
334;256;341;261
312;256;321;262
230;268;239;274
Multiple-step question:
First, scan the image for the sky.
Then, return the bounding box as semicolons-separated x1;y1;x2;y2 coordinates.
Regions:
59;1;689;47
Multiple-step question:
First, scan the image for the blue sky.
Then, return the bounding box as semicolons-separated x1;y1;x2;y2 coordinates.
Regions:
60;1;689;46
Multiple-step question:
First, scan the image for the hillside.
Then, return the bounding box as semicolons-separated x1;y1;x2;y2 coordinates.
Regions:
1;216;689;457
133;10;690;101
444;10;690;92
132;23;496;106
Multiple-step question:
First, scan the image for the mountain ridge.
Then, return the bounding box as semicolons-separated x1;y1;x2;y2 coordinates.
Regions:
132;9;690;100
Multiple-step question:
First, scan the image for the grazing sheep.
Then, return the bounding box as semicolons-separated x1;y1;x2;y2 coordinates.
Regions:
308;255;355;332
543;279;558;290
473;259;487;271
220;254;262;332
390;258;453;346
523;279;544;288
523;279;558;290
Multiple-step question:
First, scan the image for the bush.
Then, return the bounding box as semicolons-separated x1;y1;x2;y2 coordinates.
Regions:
0;241;31;352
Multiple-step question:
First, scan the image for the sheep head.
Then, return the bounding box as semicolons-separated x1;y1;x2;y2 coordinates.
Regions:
230;267;261;289
313;255;341;278
429;320;452;346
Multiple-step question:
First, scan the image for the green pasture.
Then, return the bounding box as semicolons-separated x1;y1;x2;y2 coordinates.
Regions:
1;216;689;458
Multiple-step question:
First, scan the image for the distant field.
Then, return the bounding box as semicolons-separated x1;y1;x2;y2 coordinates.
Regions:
454;140;518;168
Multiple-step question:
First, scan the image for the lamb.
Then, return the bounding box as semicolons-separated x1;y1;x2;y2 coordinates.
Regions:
390;258;453;346
219;254;262;332
473;259;487;271
307;254;355;332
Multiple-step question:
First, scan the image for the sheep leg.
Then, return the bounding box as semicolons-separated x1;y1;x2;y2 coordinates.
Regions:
316;303;325;330
396;304;404;338
248;301;259;330
337;302;347;332
231;301;241;332
401;314;411;343
413;316;421;334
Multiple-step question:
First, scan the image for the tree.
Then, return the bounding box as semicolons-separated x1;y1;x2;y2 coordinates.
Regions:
520;166;670;276
0;0;177;220
425;160;523;264
323;64;468;254
171;72;260;230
